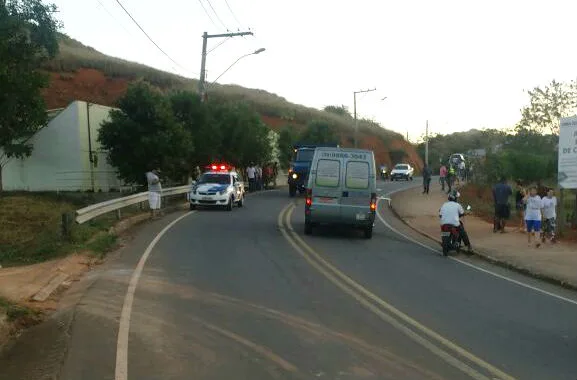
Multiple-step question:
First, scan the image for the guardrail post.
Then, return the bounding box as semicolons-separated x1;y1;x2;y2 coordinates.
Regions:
116;209;122;220
61;212;73;240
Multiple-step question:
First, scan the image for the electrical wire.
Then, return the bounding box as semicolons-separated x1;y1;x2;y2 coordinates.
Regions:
205;0;229;31
224;0;243;28
95;0;194;76
196;0;219;29
207;36;231;54
113;0;195;76
94;0;134;37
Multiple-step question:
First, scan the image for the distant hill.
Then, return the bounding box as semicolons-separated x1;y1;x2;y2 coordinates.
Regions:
40;34;423;170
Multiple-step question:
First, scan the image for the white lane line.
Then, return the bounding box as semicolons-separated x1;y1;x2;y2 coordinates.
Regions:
115;211;194;380
376;191;577;307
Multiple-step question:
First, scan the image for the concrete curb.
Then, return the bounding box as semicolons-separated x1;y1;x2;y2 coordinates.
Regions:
389;190;577;292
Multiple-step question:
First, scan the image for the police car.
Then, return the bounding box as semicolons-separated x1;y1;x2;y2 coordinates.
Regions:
189;164;245;211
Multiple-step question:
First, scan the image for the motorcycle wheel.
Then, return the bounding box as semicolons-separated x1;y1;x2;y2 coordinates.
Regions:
441;236;449;256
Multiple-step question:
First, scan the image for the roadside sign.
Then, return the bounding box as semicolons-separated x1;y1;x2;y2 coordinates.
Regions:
558;116;577;189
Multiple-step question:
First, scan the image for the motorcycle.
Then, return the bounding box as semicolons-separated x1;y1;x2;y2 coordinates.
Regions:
441;205;471;256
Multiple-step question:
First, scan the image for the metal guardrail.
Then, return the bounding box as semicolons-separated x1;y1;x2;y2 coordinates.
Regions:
75;185;191;224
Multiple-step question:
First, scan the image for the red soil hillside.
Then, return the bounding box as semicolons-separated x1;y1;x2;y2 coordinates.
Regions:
41;68;423;171
42;69;128;110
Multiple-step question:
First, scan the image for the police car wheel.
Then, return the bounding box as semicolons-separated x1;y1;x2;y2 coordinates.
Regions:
237;195;244;207
226;196;233;211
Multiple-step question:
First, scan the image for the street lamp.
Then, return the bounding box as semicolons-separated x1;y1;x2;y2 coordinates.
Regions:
353;87;376;148
207;48;266;90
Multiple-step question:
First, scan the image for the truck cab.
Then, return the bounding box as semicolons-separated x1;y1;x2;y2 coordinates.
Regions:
288;143;339;197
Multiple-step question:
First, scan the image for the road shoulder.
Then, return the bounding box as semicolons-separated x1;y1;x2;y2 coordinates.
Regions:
390;182;577;290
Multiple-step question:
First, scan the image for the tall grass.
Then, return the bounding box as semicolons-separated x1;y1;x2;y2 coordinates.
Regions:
43;34;404;144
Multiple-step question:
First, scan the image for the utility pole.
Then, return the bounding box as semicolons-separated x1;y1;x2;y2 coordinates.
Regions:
86;102;95;192
353;87;376;148
425;120;429;166
199;31;253;102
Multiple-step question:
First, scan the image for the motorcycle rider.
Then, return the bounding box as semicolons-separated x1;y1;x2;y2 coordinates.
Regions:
439;189;472;252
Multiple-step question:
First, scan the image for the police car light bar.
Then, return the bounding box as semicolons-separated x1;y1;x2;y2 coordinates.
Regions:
207;164;231;171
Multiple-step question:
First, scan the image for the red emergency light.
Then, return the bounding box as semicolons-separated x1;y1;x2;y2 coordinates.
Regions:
206;163;231;172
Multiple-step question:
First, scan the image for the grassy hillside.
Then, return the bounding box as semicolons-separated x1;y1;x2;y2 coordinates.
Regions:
41;34;423;170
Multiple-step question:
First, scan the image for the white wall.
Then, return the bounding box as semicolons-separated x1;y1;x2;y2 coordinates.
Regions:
2;101;122;192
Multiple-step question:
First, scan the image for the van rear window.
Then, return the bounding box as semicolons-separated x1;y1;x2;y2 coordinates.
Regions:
315;159;340;187
346;161;369;189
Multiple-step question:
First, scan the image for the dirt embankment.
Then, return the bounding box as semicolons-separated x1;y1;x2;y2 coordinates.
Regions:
41;68;423;171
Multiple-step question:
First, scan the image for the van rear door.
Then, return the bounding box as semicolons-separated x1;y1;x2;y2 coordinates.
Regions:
340;157;373;223
310;156;342;223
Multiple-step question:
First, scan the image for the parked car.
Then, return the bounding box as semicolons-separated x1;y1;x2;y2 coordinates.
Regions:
449;153;465;166
390;163;414;181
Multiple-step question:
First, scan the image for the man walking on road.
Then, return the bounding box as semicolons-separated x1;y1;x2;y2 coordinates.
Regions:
492;176;512;233
422;164;432;194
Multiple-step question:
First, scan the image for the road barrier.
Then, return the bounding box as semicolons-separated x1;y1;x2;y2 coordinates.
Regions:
75;185;191;225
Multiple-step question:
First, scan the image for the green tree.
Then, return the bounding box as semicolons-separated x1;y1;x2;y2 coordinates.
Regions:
209;102;271;167
0;0;60;191
277;126;297;169
518;79;577;135
98;82;192;184
323;105;351;118
299;120;338;144
169;91;219;167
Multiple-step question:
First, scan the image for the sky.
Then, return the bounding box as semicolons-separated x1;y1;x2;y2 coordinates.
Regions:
51;0;577;141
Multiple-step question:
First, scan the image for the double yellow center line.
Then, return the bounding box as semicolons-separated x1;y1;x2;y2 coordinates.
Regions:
278;202;516;380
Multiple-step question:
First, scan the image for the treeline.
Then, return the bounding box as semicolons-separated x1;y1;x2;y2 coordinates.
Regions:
97;81;273;185
418;79;576;184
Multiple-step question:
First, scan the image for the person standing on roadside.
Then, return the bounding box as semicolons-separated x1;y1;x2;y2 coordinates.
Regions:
541;188;558;244
492;176;512;233
145;167;162;219
514;179;526;232
523;186;543;248
439;164;448;191
447;165;456;193
422;164;432;194
459;160;466;182
256;165;263;190
246;164;256;192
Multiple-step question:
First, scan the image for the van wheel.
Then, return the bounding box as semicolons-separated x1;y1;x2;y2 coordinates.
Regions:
189;203;196;211
363;226;373;239
304;222;313;235
410;176;413;181
289;185;296;197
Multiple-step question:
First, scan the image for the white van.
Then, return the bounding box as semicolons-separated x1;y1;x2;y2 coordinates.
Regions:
304;147;377;238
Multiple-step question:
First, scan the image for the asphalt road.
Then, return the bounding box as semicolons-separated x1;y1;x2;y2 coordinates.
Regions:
1;180;576;380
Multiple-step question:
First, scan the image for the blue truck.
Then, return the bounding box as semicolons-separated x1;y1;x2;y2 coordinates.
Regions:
287;143;339;196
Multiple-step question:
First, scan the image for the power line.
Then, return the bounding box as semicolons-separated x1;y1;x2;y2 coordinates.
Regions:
224;0;243;28
196;0;219;29
113;0;194;76
207;36;231;54
205;0;229;31
94;0;193;76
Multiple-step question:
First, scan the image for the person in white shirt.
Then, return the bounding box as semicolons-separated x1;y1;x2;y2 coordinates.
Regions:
246;165;256;192
439;190;472;251
458;161;466;181
523;186;543;247
145;168;162;219
541;188;557;243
